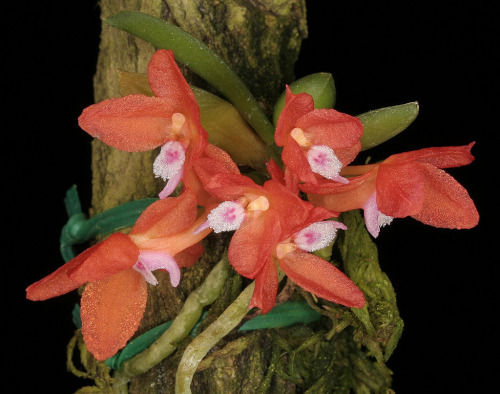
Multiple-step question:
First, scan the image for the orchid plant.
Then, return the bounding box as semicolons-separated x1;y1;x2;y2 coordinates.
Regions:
26;11;478;394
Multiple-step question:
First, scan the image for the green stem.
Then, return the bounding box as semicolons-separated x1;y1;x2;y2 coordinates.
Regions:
112;371;130;394
175;269;285;393
174;281;255;394
106;11;276;147
116;252;230;379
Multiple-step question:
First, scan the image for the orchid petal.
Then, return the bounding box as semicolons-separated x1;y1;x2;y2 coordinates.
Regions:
80;269;148;361
192;143;240;186
205;173;263;201
263;180;334;235
228;210;282;279
131;189;197;239
281;137;317;185
249;258;279;314
275;87;314;146
385;143;475;168
265;159;285;185
185;143;241;206
278;250;365;308
297;109;364;147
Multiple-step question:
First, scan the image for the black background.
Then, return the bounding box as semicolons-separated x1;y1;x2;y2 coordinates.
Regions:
5;1;497;392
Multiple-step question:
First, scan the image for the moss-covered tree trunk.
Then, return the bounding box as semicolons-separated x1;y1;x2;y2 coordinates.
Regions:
80;1;402;393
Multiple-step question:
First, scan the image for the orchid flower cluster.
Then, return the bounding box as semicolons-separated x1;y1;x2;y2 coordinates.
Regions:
26;49;478;363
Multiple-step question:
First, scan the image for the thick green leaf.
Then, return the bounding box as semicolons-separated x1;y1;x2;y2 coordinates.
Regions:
358;102;419;150
106;321;172;370
192;87;267;170
238;301;322;331
60;184;156;262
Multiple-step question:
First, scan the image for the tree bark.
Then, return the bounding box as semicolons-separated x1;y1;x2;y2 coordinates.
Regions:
88;0;309;392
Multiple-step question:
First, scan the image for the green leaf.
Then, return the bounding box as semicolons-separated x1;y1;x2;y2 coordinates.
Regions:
60;188;156;262
272;73;336;125
238;301;322;331
192;87;267;170
72;303;82;329
358;102;419;150
106;321;173;370
106;11;276;147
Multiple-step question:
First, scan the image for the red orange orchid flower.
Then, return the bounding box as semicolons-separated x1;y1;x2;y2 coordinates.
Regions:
79;49;232;202
259;221;366;314
274;86;364;192
195;173;365;313
303;144;479;237
26;190;211;360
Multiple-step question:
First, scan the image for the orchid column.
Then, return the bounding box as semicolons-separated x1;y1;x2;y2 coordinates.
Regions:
90;0;308;392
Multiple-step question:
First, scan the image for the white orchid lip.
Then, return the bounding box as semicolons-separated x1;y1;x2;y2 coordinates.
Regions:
133;251;181;287
274;220;347;260
152;112;189;199
194;194;271;235
293;220;347;252
154;140;186;199
307;145;349;184
206;201;246;233
153;140;186;181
